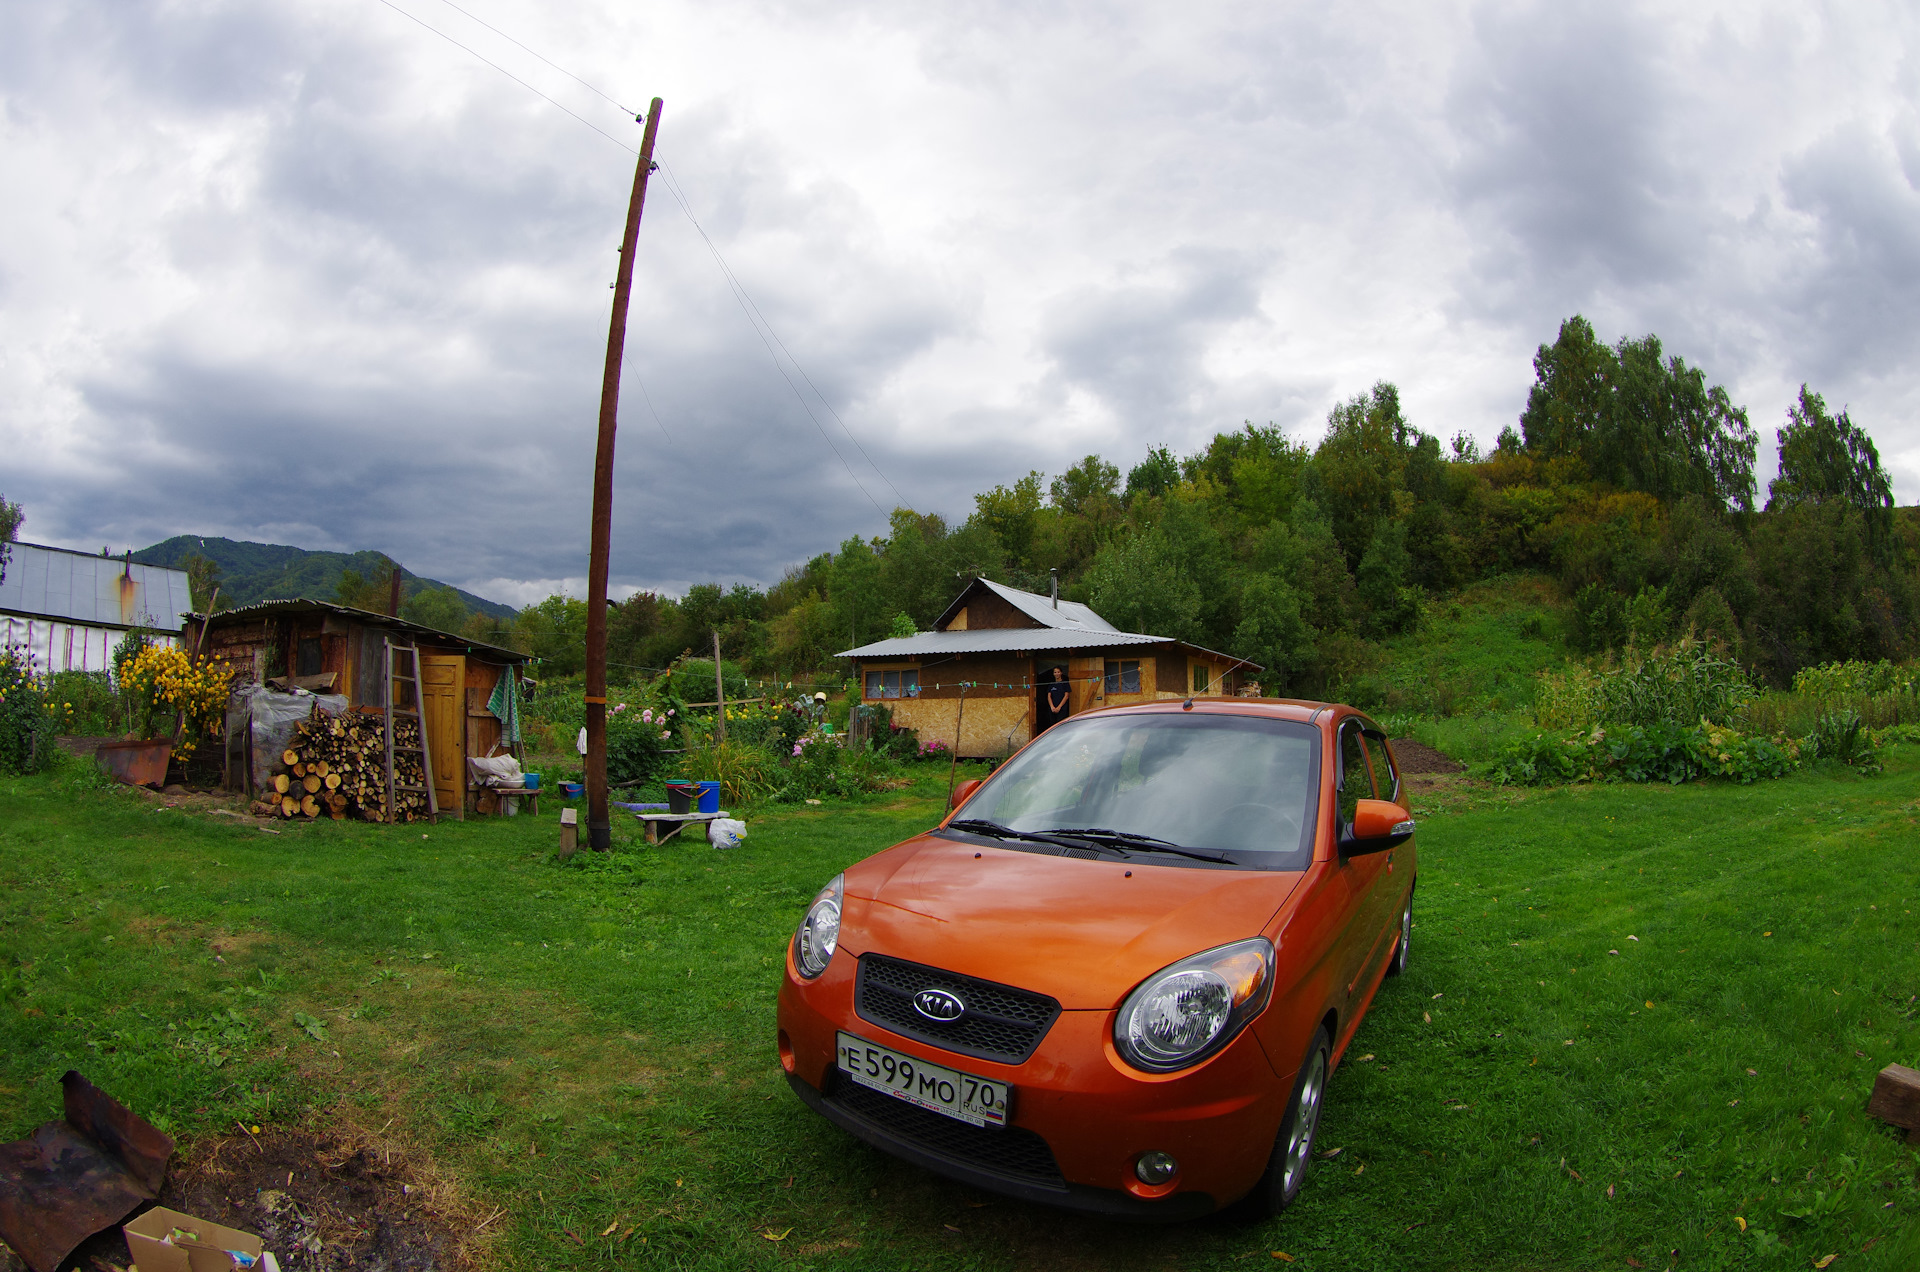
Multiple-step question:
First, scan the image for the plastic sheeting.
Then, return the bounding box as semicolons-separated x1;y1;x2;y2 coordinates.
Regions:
232;685;348;794
468;754;523;786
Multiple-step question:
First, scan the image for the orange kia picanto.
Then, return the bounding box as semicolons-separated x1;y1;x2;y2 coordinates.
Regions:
776;698;1416;1220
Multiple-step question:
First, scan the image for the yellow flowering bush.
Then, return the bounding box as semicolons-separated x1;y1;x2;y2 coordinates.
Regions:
119;645;234;760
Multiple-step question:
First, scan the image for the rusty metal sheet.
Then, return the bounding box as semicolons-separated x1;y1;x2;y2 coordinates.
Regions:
0;1072;175;1272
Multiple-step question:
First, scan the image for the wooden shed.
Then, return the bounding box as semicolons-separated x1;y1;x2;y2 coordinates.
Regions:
188;599;530;813
838;578;1260;759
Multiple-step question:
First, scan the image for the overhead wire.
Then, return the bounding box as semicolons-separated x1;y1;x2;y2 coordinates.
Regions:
371;0;637;155
649;166;886;513
428;0;638;116
655;160;906;509
371;0;904;514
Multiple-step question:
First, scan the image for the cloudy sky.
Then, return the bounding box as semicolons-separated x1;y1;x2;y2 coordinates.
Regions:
4;1;1918;606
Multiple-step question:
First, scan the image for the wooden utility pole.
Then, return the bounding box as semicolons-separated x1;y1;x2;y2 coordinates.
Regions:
946;683;969;805
712;629;727;744
584;97;664;852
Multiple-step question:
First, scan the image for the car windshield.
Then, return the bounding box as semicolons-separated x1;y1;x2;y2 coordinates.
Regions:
945;711;1320;870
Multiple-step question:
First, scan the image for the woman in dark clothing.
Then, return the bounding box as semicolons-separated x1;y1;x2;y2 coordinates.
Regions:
1037;665;1072;733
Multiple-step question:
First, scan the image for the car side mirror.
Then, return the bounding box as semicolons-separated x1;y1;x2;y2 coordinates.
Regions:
950;778;982;810
1343;798;1414;855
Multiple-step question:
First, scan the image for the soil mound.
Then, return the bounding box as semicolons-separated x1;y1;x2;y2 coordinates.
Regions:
1389;738;1465;775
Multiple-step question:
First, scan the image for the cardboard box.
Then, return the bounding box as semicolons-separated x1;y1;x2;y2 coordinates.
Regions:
124;1206;264;1272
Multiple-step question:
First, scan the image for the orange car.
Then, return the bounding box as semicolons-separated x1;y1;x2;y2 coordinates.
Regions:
776;698;1416;1219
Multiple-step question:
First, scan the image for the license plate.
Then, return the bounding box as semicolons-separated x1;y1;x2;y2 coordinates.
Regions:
836;1031;1010;1128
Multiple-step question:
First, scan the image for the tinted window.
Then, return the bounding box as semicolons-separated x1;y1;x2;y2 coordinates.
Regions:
947;712;1321;870
1361;732;1397;802
1337;722;1370;826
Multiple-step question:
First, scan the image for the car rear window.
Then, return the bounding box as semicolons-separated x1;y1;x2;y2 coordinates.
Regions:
947;712;1321;870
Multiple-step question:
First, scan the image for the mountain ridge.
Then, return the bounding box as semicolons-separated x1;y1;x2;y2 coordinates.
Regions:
130;536;518;620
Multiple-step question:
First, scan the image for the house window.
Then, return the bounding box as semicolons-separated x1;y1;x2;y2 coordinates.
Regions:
296;637;323;677
864;668;920;700
1193;664;1210;693
1103;659;1141;695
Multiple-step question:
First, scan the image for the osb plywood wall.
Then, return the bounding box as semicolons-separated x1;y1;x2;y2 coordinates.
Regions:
892;694;1032;758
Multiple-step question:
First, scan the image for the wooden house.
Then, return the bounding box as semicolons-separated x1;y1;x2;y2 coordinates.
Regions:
189;599;530;813
838;578;1259;758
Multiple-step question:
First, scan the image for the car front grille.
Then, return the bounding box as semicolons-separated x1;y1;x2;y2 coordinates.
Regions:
855;954;1061;1065
824;1069;1066;1190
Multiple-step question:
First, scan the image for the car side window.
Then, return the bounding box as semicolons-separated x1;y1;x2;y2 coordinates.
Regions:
1360;731;1398;804
1337;722;1371;826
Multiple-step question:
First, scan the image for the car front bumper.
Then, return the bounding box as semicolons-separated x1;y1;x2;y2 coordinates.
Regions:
778;958;1292;1218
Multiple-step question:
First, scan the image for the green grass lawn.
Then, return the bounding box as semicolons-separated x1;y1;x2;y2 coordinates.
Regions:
3;754;1917;1271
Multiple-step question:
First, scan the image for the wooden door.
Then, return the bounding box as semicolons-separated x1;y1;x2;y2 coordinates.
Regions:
419;655;466;820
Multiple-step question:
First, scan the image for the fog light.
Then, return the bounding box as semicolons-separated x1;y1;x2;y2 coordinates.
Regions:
1135;1151;1178;1185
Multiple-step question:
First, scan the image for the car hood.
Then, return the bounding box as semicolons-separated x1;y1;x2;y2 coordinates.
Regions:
841;834;1303;1010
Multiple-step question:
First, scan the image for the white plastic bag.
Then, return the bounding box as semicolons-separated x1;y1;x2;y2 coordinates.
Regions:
576;726;588;755
707;817;747;849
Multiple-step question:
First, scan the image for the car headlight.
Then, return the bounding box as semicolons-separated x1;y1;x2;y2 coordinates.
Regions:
1115;937;1274;1072
792;873;845;979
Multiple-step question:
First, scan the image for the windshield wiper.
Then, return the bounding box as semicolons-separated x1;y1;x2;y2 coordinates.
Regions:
1041;827;1239;865
947;819;1123;856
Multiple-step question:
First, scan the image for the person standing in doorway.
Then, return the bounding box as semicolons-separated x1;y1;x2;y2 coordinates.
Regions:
1038;665;1072;733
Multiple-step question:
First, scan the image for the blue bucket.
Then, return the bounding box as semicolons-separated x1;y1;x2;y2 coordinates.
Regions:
696;780;720;813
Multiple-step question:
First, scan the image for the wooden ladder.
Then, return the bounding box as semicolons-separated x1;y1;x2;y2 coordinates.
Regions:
383;636;439;824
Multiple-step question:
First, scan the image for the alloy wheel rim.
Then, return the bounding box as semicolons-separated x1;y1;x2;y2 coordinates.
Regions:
1282;1049;1326;1192
1400;900;1412;963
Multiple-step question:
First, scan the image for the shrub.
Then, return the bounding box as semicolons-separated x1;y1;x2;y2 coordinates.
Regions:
42;670;118;736
678;738;776;804
606;706;677;785
667;658;749;707
1808;710;1877;772
1535;640;1754;732
0;646;52;774
117;645;234;761
1791;659;1919;699
772;732;909;801
1492;721;1800;787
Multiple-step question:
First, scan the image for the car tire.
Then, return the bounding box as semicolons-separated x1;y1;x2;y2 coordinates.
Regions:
1231;1025;1331;1219
1385;887;1412;977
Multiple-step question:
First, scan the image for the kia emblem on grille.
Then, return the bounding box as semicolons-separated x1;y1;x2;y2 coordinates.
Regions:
913;988;967;1022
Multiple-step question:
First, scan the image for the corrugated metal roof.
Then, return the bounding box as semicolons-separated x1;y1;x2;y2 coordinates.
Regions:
202;598;530;662
948;577;1118;632
838;628;1166;659
0;542;192;632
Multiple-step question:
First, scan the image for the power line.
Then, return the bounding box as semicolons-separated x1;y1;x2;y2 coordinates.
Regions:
428;0;637;116
656;160;907;509
371;0;906;514
371;0;637;154
649;167;887;513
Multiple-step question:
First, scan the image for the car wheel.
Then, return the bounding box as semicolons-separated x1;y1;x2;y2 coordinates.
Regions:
1385;888;1412;977
1234;1025;1331;1219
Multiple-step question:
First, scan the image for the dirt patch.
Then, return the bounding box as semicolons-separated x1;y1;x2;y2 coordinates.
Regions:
1389;738;1464;775
8;1126;471;1272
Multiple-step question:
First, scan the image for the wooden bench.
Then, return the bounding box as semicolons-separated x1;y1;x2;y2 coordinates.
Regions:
633;810;730;846
471;784;538;816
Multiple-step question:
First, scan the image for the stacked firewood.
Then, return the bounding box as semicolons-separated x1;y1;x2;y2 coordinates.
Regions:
249;711;432;822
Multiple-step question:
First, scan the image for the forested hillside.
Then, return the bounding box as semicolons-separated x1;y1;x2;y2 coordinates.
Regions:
131;537;517;622
563;314;1911;693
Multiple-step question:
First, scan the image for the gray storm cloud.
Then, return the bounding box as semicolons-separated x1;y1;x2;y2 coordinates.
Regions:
3;0;1917;604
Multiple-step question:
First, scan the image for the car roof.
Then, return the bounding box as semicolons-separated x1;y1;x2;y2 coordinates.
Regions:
1089;697;1360;729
